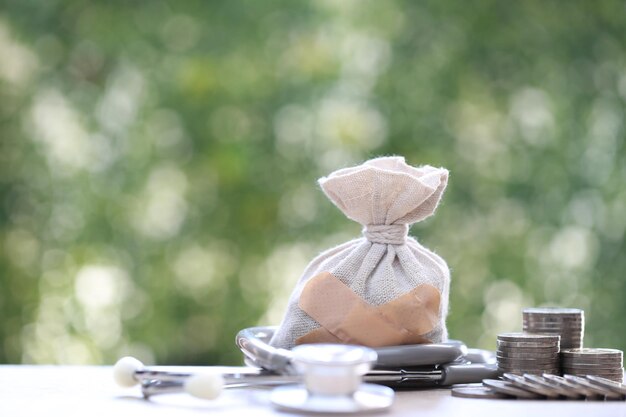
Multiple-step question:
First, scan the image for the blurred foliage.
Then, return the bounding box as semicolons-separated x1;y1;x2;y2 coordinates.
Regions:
1;0;625;366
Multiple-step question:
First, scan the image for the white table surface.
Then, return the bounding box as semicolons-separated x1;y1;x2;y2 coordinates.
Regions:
1;366;625;417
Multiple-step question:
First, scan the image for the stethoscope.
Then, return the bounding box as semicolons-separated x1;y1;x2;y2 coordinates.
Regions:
114;326;499;413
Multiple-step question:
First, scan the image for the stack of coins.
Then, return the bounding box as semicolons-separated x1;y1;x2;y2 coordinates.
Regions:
496;332;560;375
561;348;624;383
523;307;584;349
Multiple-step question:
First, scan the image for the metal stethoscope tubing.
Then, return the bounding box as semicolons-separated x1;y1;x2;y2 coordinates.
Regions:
117;361;459;398
115;357;303;399
139;368;301;398
115;343;384;400
115;346;498;399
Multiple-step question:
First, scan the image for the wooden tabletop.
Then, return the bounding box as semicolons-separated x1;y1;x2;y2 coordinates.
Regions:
1;366;625;417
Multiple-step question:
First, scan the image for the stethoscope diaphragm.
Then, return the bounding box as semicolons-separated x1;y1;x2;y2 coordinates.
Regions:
270;344;394;413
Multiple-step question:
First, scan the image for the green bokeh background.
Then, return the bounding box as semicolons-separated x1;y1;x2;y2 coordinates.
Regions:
1;1;625;366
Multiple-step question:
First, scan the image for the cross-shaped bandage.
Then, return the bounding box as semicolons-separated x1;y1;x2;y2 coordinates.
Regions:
296;272;441;347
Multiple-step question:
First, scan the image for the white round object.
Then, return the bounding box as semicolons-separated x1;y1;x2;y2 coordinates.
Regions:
271;383;394;414
184;373;224;400
113;356;144;387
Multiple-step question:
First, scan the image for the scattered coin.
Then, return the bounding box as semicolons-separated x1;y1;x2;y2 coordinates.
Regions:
501;373;561;399
542;374;603;399
563;374;624;400
562;371;624;382
586;375;626;395
451;386;511;399
482;379;544;399
523;374;583;399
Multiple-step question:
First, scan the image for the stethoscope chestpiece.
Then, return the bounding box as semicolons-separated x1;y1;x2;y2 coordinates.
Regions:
270;344;395;414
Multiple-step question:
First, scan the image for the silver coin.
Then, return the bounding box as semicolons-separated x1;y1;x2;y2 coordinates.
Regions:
524;320;584;325
562;358;623;365
525;334;582;340
523;374;583;399
524;320;584;326
497;341;560;349
497;333;560;343
562;357;623;364
497;359;559;368
586;375;626;395
496;351;559;359
542;374;602;399
501;373;561;399
482;379;544;399
563;365;622;372
563;374;624;400
562;373;625;380
562;366;624;372
524;326;583;331
561;363;623;370
498;358;559;366
523;330;582;337
562;370;625;378
595;375;624;383
524;324;583;330
524;317;583;322
497;367;560;375
496;345;560;354
523;307;584;315
523;316;584;322
498;363;560;369
524;318;584;324
562;373;625;383
497;354;559;361
498;338;561;345
451;386;512;399
561;348;623;359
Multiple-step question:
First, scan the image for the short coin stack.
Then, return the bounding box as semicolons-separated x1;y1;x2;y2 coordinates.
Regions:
561;348;624;383
523;307;584;349
497;332;560;375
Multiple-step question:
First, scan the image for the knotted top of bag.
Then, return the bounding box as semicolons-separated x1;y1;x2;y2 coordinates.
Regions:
318;156;449;245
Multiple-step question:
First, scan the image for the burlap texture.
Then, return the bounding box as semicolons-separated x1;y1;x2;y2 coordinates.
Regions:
269;156;450;348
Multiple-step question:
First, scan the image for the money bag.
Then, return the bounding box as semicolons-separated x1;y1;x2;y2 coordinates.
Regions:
270;156;450;349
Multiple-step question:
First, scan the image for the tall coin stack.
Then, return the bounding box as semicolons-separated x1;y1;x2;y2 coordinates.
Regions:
523;307;584;349
496;333;560;375
561;348;624;383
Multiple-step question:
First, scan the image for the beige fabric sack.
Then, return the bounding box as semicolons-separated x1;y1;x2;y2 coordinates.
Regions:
270;156;450;349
